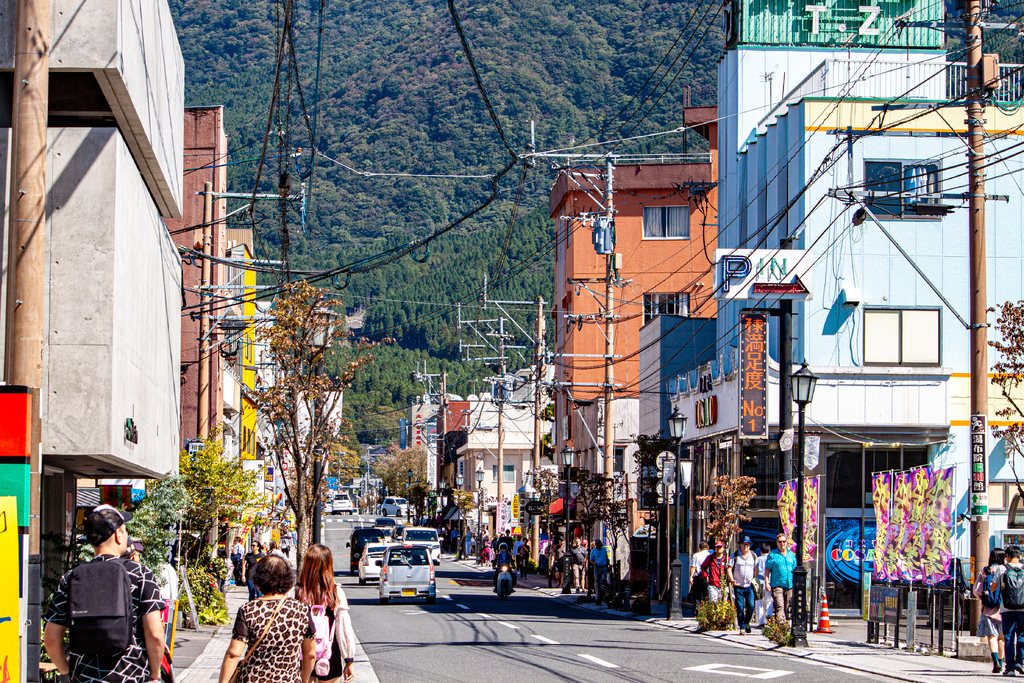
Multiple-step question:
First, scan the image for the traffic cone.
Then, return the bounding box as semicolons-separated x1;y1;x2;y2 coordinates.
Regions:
814;594;835;634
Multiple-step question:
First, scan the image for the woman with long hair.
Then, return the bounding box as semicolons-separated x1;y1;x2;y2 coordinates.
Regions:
295;544;356;683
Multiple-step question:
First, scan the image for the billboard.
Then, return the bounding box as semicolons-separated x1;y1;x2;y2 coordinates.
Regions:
715;249;814;301
739;311;768;439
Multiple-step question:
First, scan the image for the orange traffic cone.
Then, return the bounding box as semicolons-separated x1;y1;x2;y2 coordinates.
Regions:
814;594;835;634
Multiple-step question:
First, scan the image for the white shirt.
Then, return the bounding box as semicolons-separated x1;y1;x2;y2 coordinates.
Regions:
755;553;768;584
691;549;711;577
730;550;757;587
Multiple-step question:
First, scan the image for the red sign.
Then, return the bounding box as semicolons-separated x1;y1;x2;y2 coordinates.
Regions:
740;312;768;439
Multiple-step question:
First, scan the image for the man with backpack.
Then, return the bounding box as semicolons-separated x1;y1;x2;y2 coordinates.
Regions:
974;548;1006;673
43;505;165;683
728;536;758;634
1003;546;1024;676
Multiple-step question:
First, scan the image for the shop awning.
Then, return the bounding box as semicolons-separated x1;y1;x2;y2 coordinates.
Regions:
549;498;563;515
443;507;461;521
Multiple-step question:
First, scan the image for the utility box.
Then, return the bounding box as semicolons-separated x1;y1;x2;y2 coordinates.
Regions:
982;53;1001;91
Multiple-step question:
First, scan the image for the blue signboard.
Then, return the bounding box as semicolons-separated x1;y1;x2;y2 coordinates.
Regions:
825;518;876;585
326;476;338;491
400;418;408;449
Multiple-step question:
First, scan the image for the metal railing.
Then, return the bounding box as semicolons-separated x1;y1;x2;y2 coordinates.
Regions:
825;59;947;101
611;153;712;165
866;585;964;656
948;62;1024;104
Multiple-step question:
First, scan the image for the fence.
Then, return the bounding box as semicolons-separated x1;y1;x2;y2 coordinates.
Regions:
866;585;965;656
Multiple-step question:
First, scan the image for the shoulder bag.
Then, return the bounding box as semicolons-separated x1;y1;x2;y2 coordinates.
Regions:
229;597;287;683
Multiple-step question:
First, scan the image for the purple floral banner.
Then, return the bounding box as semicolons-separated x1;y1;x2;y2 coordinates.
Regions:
921;467;955;585
776;477;819;564
871;472;893;581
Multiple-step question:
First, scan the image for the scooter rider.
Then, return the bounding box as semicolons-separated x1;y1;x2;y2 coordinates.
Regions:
493;542;518;594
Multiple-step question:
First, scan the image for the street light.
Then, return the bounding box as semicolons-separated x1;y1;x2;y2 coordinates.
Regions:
790;360;818;648
560;445;574;543
407;469;414;522
666;408;687;620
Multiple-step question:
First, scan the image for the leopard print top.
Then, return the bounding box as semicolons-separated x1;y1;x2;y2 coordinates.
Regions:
231;597;315;683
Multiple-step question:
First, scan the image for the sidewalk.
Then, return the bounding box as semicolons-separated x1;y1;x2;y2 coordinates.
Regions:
174;586;379;683
453;559;998;683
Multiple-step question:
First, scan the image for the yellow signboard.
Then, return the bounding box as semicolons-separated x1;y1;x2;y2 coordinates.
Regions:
511;494;520;521
0;497;20;681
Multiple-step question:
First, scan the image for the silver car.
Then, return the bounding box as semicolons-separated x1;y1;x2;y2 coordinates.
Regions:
378;545;436;604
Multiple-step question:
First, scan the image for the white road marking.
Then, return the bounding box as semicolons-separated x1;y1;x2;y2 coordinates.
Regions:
497;621;520;630
578;654;619;669
531;634;559;645
477;613;493;619
684;664;793;679
456;603;470;610
441;595;453;601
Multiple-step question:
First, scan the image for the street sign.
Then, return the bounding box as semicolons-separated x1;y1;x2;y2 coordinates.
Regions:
715;249;814;301
739;311;768;440
971;414;988;519
511;494;520;520
525;501;545;515
185;439;202;455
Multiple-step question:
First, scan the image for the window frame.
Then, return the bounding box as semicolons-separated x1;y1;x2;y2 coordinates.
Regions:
643;292;691;325
503;464;515;483
642;205;690;240
863;159;943;221
863;306;942;367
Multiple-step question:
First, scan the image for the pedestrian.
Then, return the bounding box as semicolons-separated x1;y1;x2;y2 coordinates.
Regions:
216;547;230;592
217;555;316;683
295;545;357;683
699;540;731;602
517;539;530;579
755;542;773;626
43;505;165;683
570;538;587;594
974;547;1006;673
268;540;288;561
689;540;711;603
464;531;474;559
244;542;265;601
231;539;245;585
728;536;758;634
765;533;797;623
546;538;560;588
1004;546;1024;677
589;539;611;605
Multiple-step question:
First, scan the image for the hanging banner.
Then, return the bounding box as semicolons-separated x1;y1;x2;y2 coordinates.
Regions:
898;468;929;582
872;472;893;581
804;435;821;470
0;497;20;681
739;311;768;439
921;466;955;585
971;415;989;519
776;477;819;563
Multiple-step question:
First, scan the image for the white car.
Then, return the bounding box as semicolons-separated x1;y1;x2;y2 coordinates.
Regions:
358;542;393;585
378;545;436;604
378;497;409;518
396;527;441;564
332;496;355;515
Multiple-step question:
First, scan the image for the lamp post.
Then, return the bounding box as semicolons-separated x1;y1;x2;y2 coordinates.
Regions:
476;468;485;561
666;408;687;620
407;469;414;522
312;447;325;545
455;474;465;555
561;446;574;593
790;360;818;648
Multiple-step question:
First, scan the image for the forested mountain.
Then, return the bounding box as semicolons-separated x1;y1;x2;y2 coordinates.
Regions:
169;0;723;441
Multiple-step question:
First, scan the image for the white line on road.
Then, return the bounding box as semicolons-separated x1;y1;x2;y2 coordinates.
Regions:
497;621;519;630
477;613;493;619
684;664;793;679
578;654;619;669
455;604;470;610
441;595;453;600
531;635;559;645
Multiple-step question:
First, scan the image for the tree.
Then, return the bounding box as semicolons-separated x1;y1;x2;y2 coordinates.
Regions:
574;470;614;542
127;476;190;578
255;280;377;571
373;446;427;497
992;300;1024;500
602;477;631;588
696;475;758;544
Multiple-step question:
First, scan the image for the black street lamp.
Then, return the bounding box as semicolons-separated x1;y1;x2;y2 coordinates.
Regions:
560;446;574;594
790;360;818;648
476;468;485;558
407;469;414;522
666;408;687;620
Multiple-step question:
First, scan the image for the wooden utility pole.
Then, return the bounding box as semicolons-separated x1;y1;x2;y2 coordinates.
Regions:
439;371;447;494
966;0;989;634
5;0;50;558
531;296;545;564
496;335;506;534
198;181;213;438
603;159;615;479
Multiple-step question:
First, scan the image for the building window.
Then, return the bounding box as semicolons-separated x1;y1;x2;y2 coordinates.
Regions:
492;465;498;482
991;483;1008;511
643;293;690;324
864;308;940;366
643;206;689;239
614;446;625;473
1010;494;1024;528
504;465;515;483
864;160;941;219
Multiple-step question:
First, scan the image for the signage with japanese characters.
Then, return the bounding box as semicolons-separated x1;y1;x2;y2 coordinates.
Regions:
971;415;988;519
739;312;768;440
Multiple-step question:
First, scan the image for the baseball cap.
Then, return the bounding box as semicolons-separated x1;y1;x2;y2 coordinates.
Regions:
714;540;724;548
84;504;133;546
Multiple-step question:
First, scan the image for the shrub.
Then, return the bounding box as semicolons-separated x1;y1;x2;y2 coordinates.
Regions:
762;616;795;646
696;598;737;631
631;592;651;615
186;564;228;625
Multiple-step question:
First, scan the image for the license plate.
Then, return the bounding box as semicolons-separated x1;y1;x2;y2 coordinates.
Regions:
402;588;416;596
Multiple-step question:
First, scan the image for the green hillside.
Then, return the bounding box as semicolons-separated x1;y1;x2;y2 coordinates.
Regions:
168;0;725;439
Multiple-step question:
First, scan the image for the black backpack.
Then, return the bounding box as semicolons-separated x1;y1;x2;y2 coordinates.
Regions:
68;559;135;655
1005;565;1024;611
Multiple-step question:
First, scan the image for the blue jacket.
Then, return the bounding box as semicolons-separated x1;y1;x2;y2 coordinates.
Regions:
764;549;797;589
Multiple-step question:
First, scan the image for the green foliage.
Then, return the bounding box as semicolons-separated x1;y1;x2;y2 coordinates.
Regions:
630;591;651;615
127;476;190;581
762;616;794;647
41;530;92;609
186;564;228;625
695;597;737;631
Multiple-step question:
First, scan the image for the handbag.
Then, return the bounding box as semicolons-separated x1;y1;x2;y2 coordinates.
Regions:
751;577;764;600
229;597;287;683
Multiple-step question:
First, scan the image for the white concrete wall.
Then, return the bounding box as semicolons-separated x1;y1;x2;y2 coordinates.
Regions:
44;127;180;476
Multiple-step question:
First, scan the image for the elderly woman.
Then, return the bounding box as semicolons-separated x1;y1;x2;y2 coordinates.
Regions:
218;555;316;683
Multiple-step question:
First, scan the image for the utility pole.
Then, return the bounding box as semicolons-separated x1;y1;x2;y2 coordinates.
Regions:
966;0;989;634
497;331;506;534
198;181;213;438
440;371;447;493
531;296;545;564
603;159;616;480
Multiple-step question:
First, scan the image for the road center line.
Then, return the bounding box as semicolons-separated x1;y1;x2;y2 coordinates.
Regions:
455;604;470;610
477;613;493;619
531;634;559;645
578;654;619;669
497;621;519;630
441;595;453;600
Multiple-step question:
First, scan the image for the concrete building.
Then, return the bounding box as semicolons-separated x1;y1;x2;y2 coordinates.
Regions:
0;0;184;609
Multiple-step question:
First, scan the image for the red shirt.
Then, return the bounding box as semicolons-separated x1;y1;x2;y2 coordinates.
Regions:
702;552;728;588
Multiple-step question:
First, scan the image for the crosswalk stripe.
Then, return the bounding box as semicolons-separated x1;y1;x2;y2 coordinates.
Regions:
531;635;559;645
578;654;619;669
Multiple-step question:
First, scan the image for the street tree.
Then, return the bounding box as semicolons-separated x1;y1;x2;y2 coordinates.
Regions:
574;470;614;542
373;446;428;496
255;280;376;571
991;300;1024;499
696;475;758;544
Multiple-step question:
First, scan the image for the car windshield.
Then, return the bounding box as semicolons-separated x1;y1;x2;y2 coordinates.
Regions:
405;530;437;542
394;498;408;505
354;530;384;543
388;548;429;566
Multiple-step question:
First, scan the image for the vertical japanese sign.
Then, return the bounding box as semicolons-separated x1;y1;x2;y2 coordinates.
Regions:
971;415;988;518
740;311;769;439
0;497;20;682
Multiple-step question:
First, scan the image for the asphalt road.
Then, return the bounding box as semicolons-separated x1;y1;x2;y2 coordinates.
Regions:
323;515;883;683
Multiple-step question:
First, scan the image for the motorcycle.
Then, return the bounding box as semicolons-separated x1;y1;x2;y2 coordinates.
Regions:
496;564;514;600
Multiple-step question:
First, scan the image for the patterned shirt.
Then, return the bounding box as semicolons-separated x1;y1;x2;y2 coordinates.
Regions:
45;555;164;683
231;598;315;683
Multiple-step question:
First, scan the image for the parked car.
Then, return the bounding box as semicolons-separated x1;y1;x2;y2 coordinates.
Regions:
378;544;436;604
332;495;355;515
396;526;441;564
347;527;386;575
378;496;409;517
358;542;393;585
374;517;397;538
